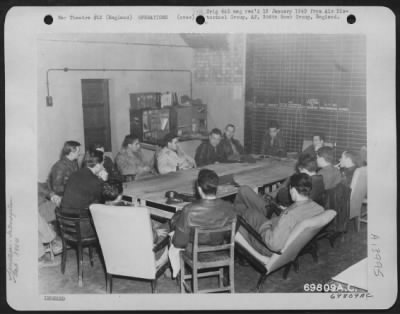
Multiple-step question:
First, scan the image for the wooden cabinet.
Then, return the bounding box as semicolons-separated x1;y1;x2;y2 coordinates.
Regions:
130;108;171;146
130;101;208;145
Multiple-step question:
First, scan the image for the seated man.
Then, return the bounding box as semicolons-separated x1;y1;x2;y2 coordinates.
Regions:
302;133;325;159
60;149;107;237
47;140;81;206
234;173;324;256
38;212;61;267
316;146;342;190
194;128;224;167
339;150;360;187
114;134;155;181
218;124;245;162
276;153;326;207
157;133;196;174
85;143;124;183
170;169;237;250
260;120;287;157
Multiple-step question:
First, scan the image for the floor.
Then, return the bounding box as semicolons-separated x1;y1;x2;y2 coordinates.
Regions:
39;220;367;294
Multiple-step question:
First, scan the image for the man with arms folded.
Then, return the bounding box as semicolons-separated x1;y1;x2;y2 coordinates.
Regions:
218;124;245;162
260;120;287;157
194;128;224;167
157;132;196;174
115;134;155;181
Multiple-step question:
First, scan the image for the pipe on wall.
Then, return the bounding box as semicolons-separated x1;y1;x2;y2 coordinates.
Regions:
46;68;193;103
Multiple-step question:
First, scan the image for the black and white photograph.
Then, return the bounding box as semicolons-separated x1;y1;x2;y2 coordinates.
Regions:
5;6;397;311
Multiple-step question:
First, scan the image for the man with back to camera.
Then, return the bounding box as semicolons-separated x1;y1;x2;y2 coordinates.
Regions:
157;132;196;174
218;124;245;162
170;168;237;250
316;146;342;190
260;120;287;157
60;149;108;237
302;133;325;159
234;173;324;256
194;128;224;167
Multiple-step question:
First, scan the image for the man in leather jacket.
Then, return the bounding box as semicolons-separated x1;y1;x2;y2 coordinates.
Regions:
194;128;224;167
218;124;245;162
170;169;237;249
260;120;287;157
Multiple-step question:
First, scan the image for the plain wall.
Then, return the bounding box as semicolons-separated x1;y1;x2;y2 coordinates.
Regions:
37;34;194;181
192;34;246;143
37;33;247;182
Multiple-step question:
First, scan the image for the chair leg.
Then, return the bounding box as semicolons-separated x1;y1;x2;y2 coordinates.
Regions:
77;244;83;287
47;242;55;261
311;242;319;263
219;268;224;288
283;263;291;279
293;259;299;273
256;273;267;292
193;268;198;293
61;240;67;274
229;264;235;293
106;273;112;294
354;217;360;232
89;246;94;267
151;279;158;293
179;257;185;293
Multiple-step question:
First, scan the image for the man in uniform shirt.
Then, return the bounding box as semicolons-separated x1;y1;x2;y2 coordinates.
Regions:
157;133;196;174
234;173;324;256
115;134;155;181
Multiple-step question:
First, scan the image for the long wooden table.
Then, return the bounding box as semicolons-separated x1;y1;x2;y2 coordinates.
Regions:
123;156;296;219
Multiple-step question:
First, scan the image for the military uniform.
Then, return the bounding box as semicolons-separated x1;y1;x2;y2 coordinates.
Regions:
157;147;195;174
234;186;324;256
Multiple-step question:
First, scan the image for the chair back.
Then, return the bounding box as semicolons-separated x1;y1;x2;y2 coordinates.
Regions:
266;210;337;273
56;210;92;242
350;166;367;219
89;204;157;279
193;221;236;253
324;182;351;232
